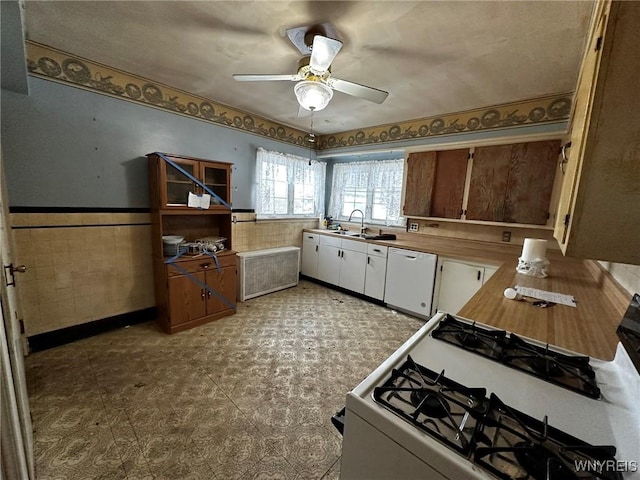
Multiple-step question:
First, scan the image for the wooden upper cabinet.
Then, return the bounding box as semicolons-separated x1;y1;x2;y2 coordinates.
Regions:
404;151;437;217
403;149;469;218
467;140;560;225
466;145;512;222
148;153;232;211
553;1;639;264
430;149;469;219
503;141;559;224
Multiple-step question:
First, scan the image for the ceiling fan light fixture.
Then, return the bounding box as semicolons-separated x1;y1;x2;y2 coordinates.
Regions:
294;80;333;112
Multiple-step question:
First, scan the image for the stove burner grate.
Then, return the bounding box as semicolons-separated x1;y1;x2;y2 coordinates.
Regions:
431;315;601;399
502;334;601;399
431;315;506;360
373;355;488;454
474;394;622;480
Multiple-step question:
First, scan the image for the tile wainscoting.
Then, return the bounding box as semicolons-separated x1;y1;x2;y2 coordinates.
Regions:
10;212;156;336
10;212;319;337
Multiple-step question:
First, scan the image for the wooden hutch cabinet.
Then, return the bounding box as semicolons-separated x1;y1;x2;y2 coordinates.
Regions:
147;153;236;334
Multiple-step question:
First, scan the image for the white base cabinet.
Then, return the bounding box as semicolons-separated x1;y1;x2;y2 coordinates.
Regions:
433;259;497;315
301;233;320;278
364;244;388;300
315;235;368;294
303;233;390;299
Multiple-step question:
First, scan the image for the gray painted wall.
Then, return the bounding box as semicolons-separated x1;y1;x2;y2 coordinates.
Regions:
1;77;311;209
0;1;29;95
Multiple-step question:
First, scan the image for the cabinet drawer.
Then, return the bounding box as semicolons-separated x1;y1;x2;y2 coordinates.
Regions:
342;238;368;253
367;244;388;257
166;253;236;276
303;233;320;243
319;234;343;248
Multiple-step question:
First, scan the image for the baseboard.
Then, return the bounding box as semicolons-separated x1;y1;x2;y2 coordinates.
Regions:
298;274;386;307
27;307;157;353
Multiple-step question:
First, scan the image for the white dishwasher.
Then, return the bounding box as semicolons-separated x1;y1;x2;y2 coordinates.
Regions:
384;247;437;318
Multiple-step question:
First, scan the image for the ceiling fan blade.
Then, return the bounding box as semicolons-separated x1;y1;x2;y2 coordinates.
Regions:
330;78;389;104
310;36;343;74
233;74;300;82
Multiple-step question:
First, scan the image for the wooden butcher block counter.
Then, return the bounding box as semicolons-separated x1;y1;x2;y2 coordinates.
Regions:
306;229;633;360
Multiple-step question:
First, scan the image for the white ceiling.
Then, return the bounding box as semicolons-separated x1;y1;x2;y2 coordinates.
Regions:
23;1;594;135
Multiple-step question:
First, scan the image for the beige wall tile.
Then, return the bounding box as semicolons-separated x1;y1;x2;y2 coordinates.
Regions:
600;262;640;296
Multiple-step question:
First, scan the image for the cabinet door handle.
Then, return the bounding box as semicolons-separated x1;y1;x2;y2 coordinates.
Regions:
315;245;318;252
201;288;206;300
200;263;211;269
207;290;211;298
367;256;371;264
560;142;571;175
373;249;381;253
477;270;482;281
337;250;341;257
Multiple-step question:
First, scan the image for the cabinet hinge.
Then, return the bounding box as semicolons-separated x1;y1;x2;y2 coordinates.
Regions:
595;36;603;51
564;213;571;226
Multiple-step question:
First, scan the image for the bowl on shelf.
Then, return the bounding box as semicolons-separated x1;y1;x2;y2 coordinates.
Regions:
162;235;186;257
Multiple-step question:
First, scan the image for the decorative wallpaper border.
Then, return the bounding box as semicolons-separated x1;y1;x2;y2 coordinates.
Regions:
317;94;572;149
26;41;572;151
25;41;310;147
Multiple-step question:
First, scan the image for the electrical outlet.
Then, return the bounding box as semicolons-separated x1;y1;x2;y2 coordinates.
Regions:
409;223;419;232
502;231;511;242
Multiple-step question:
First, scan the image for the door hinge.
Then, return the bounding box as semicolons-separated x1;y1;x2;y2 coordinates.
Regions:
595;36;603;51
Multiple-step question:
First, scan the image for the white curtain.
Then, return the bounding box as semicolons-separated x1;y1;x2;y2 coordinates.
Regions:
329;159;404;226
255;148;326;217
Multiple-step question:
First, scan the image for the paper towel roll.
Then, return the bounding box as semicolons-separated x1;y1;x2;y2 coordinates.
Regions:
521;238;547;261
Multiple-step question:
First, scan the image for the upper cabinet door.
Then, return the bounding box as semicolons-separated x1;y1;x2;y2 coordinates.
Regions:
430;149;469;219
503;140;559;224
160;157;200;208
403;149;469;219
467;140;559;225
200;162;231;209
403;151;437;217
466;145;512;222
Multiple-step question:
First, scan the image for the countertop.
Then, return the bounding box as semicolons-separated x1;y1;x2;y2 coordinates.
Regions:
305;229;632;360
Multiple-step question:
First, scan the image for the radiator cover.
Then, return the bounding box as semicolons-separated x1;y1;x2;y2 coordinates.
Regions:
236;246;300;301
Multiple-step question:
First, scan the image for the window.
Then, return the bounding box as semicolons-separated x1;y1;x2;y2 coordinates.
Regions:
329;159;404;226
255;148;326;217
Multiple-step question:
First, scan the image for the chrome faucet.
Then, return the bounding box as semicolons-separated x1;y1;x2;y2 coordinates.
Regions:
348;209;366;234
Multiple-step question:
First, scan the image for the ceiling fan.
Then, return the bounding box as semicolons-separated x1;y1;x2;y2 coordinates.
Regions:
233;24;389;112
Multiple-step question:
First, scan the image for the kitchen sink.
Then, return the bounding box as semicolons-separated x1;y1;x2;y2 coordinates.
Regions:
327;231;396;241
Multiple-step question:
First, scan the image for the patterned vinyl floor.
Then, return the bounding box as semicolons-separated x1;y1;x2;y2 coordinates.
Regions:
25;280;424;480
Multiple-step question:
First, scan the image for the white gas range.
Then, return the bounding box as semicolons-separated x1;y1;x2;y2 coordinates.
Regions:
339;300;640;480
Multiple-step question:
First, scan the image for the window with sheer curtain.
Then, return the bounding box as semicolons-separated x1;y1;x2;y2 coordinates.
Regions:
255;148;326;218
328;159;405;226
